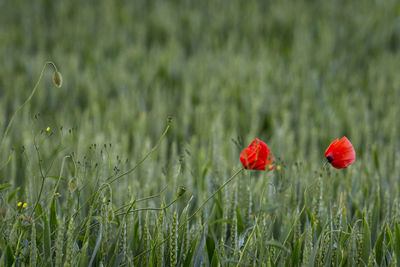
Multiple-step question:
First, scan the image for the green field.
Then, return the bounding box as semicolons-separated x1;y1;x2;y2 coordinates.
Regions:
1;0;400;266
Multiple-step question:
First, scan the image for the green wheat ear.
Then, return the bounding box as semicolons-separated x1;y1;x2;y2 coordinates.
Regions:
64;217;75;267
30;221;37;267
55;216;65;267
170;211;178;267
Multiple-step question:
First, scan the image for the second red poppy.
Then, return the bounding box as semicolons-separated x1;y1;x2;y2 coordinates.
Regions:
325;136;356;169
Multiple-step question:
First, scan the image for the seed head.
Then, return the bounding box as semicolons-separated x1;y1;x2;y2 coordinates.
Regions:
68;178;77;193
107;205;114;223
177;186;186;197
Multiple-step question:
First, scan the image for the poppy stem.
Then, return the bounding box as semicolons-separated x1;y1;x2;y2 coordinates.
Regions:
186;167;244;222
132;167;245;261
107;123;171;185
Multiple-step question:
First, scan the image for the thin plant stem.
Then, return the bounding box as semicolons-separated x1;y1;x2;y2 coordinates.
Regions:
115;196;181;217
274;176;322;262
0;61;57;149
31;177;45;218
107;124;170;185
236;218;258;267
48;155;70;207
115;185;168;213
133;167;244;260
81;183;109;246
30;137;47;218
31;155;72;222
0;150;14;171
184;167;244;224
71;123;171;219
0;61;58;218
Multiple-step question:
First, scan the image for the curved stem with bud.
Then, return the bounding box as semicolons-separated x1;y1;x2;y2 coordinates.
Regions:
0;61;61;160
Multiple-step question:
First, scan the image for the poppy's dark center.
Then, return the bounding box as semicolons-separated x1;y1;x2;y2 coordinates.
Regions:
326;156;333;163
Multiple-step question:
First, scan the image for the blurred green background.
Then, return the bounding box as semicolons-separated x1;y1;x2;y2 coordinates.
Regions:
1;0;400;265
1;0;400;164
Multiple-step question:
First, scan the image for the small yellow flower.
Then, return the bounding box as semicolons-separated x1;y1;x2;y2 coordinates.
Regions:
56;192;60;197
268;164;274;170
17;202;22;207
277;165;281;170
46;126;50;132
22;203;27;209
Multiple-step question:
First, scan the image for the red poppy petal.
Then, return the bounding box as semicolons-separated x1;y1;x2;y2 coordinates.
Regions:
240;138;273;171
325;139;339;157
325;136;356;169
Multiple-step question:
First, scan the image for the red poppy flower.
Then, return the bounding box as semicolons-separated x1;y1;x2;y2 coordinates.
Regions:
325;136;356;169
240;138;274;171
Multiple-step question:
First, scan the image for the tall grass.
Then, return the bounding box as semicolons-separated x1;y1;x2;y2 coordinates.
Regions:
1;0;400;266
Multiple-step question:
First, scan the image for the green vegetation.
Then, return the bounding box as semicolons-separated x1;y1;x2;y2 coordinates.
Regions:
1;0;400;266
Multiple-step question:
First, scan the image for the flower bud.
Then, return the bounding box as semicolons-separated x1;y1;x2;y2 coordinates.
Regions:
53;71;63;88
1;207;7;218
167;114;174;124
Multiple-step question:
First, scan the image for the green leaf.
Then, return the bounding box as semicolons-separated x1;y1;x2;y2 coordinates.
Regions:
260;203;279;213
7;187;20;203
50;199;58;241
0;183;11;191
371;192;380;244
373;144;380;170
374;227;385;266
236;205;244;234
292;236;302;266
43;212;52;267
265;240;290;253
386;224;394;251
361;214;371;265
89;222;103;266
79;241;89;267
194;226;207;267
46;175;67;181
113;253;124;267
394;223;400;265
0;251;4;266
183;234;199;267
35;203;43;217
6;244;14;265
211;249;219;267
206;235;215;265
